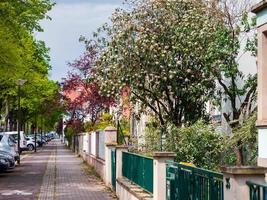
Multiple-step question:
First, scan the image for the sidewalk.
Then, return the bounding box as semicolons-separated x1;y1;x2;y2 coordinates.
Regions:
38;140;115;200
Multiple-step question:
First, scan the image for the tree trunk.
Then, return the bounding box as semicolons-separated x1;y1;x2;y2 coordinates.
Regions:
234;144;244;166
5;96;10;131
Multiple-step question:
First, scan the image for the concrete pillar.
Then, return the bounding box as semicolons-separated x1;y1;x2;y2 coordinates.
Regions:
221;166;267;200
104;126;117;143
90;132;96;156
116;146;128;179
153;152;176;200
115;145;128;198
104;143;116;187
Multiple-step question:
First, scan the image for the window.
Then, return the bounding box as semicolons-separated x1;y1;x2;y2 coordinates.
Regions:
9;136;16;143
11;134;18;140
8;137;15;146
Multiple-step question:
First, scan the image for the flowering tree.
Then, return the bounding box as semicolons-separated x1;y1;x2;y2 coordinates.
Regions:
62;49;115;131
92;0;232;127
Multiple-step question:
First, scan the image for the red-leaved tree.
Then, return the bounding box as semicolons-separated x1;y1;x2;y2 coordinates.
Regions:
62;48;115;131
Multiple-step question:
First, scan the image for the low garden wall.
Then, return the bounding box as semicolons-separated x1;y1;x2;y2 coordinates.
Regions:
70;127;267;200
86;153;105;180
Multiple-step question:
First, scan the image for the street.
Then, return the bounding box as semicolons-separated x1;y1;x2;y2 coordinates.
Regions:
0;140;115;200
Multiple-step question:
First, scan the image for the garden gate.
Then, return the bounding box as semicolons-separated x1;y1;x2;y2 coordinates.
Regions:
111;149;116;190
166;161;224;200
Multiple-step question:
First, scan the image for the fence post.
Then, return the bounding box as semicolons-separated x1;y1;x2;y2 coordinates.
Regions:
104;126;117;143
116;146;128;179
105;143;116;187
153;152;176;200
115;145;128;197
221;166;267;200
104;126;117;187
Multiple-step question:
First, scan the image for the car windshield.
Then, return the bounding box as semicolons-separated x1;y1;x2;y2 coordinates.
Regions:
0;135;3;142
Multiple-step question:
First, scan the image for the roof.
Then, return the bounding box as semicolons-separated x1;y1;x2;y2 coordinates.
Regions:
252;0;267;13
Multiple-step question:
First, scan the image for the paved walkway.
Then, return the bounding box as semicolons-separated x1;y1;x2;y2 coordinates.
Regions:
0;140;115;200
39;140;114;200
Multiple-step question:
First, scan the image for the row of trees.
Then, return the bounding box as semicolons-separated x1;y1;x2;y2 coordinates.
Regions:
0;1;63;134
63;0;257;166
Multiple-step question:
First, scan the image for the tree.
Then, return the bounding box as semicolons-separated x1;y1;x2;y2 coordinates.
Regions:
211;0;257;165
0;0;62;133
92;0;233;127
62;49;115;132
0;0;54;33
90;0;257;165
222;113;257;166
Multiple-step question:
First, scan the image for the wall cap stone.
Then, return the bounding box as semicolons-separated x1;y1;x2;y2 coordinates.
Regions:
105;142;117;147
220;166;267;175
153;152;176;158
252;0;267;13
116;145;128;150
256;120;267;128
104;126;117;131
117;177;153;200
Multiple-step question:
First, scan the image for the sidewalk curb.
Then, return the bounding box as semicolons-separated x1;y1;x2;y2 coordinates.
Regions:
20;146;45;161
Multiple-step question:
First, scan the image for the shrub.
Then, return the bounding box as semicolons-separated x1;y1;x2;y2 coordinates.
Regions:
65;126;75;147
165;121;224;170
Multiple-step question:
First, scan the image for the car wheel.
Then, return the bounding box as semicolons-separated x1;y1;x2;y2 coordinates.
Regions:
27;144;34;151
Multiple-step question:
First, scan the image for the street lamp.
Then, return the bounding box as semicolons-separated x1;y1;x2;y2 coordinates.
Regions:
16;79;27;164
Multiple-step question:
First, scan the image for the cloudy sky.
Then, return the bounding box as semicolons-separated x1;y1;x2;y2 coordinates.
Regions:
36;0;123;81
36;0;260;81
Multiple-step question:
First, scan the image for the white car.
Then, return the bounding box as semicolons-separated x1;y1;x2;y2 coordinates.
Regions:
25;136;37;151
2;131;28;152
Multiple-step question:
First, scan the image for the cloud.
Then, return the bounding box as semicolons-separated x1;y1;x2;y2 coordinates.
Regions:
36;1;122;81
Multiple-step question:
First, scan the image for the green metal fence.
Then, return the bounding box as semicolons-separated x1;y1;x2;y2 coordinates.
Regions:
111;149;116;190
166;161;224;200
122;152;153;193
247;181;267;200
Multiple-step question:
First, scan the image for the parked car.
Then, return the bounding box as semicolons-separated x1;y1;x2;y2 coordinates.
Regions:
2;131;28;153
47;132;55;140
0;155;10;171
43;135;50;142
28;135;43;147
42;135;48;143
0;133;19;159
25;136;36;151
0;134;18;166
0;151;15;170
37;135;45;146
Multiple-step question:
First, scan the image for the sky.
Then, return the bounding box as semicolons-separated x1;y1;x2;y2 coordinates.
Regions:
36;0;260;81
36;0;123;81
